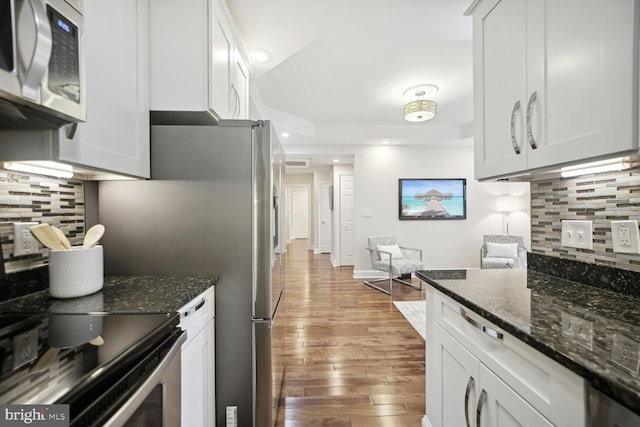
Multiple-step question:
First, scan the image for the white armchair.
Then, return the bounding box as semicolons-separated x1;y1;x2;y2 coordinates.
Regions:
481;234;527;269
364;235;424;295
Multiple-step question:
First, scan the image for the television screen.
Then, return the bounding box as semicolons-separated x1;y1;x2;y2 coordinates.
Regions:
399;178;467;220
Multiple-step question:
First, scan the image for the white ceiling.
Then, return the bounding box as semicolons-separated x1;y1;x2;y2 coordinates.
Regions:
226;0;475;173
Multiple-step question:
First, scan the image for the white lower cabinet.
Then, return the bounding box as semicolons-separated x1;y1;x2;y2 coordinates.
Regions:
179;288;215;427
426;287;585;427
433;324;552;426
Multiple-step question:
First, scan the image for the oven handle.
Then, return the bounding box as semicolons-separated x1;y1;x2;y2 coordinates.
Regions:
102;331;187;427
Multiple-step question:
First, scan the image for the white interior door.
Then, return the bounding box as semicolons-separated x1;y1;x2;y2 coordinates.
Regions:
319;183;332;253
340;175;355;266
292;189;309;239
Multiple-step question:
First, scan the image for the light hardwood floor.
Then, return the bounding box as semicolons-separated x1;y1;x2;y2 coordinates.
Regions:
276;239;426;426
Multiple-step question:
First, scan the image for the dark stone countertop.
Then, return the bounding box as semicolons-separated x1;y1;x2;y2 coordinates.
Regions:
416;268;640;415
0;275;217;314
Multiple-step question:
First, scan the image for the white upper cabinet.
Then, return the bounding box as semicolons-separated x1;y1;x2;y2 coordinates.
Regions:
149;0;250;124
469;0;639;180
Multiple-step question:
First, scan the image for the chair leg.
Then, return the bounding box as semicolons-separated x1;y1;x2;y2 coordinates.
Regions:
363;274;422;295
363;277;392;295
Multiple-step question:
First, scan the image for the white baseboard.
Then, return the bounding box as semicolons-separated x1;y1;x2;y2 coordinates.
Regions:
329;255;338;267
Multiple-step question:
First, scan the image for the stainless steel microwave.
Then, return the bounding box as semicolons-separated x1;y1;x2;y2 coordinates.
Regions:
0;0;85;129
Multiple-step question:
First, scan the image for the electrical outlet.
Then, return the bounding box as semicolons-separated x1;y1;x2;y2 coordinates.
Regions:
226;406;238;427
13;222;39;256
561;220;593;250
13;327;39;369
611;220;640;254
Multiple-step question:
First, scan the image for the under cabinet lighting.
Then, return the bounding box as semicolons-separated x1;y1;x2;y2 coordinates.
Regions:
560;158;625;178
4;161;74;179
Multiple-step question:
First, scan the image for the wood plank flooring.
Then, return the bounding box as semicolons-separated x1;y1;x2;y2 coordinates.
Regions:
275;239;426;426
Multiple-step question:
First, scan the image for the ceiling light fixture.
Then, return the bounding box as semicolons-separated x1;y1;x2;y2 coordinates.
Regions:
4;161;74;179
560;158;626;178
281;132;289;138
403;84;438;122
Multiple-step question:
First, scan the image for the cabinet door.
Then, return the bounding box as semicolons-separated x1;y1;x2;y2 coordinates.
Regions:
478;364;553;427
527;0;638;170
205;318;215;427
430;324;480;427
58;0;150;178
473;0;528;180
182;327;208;427
210;0;233;119
231;53;249;119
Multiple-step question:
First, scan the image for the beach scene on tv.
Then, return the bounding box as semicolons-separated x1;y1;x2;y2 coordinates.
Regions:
400;179;466;218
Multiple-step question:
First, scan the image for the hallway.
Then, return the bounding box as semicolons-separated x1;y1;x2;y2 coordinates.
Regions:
276;239;426;426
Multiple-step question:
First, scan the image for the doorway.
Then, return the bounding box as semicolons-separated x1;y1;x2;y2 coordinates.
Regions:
288;186;309;240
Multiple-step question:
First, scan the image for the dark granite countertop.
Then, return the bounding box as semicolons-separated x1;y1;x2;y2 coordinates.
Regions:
416;268;640;415
0;275;217;314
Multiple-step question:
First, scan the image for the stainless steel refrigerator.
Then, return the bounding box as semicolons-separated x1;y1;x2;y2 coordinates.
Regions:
98;120;286;427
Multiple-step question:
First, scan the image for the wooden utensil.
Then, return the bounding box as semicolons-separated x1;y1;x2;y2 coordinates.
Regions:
83;224;105;249
51;226;71;249
29;224;66;251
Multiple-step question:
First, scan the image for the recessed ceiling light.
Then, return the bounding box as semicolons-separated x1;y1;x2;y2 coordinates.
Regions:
333;159;339;163
249;48;273;63
382;140;390;145
281;132;289;138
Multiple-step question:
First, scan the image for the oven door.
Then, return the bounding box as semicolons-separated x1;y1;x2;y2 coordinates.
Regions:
101;331;186;427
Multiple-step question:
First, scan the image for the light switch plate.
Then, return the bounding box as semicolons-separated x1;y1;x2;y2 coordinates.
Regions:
561;220;593;250
611;220;640;254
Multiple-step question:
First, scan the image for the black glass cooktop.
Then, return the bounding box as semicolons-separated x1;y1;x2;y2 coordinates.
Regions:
0;311;179;406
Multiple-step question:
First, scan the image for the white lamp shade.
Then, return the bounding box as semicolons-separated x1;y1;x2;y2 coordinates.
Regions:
496;195;522;212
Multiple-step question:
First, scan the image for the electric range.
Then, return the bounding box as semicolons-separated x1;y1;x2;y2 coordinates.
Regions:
0;309;184;426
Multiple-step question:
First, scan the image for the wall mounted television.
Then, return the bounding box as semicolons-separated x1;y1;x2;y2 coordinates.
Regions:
398;178;467;220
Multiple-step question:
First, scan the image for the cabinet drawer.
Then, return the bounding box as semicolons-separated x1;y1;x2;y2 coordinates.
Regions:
179;288;215;347
430;289;585;427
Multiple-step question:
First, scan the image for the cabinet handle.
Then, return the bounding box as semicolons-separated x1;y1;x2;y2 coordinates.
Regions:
510;100;521;154
526;91;538;150
182;298;206;318
476;389;487;427
465;376;475;427
231;86;241;119
460;308;504;340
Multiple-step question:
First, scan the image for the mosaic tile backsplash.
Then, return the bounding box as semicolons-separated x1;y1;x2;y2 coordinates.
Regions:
531;168;640;272
0;170;85;274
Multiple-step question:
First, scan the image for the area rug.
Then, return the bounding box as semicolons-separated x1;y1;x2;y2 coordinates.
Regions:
393;300;426;340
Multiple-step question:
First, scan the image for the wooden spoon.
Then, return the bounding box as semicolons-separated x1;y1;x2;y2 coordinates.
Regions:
83;224;105;249
29;224;65;251
51;226;71;249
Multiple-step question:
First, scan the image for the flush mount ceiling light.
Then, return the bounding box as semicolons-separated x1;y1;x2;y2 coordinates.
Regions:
403;84;438;122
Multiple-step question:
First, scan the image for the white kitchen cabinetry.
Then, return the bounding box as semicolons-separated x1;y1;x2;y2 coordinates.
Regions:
56;0;150;178
0;0;150;178
433;325;552;427
150;0;250;123
425;287;585;427
468;0;638;180
179;287;215;427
